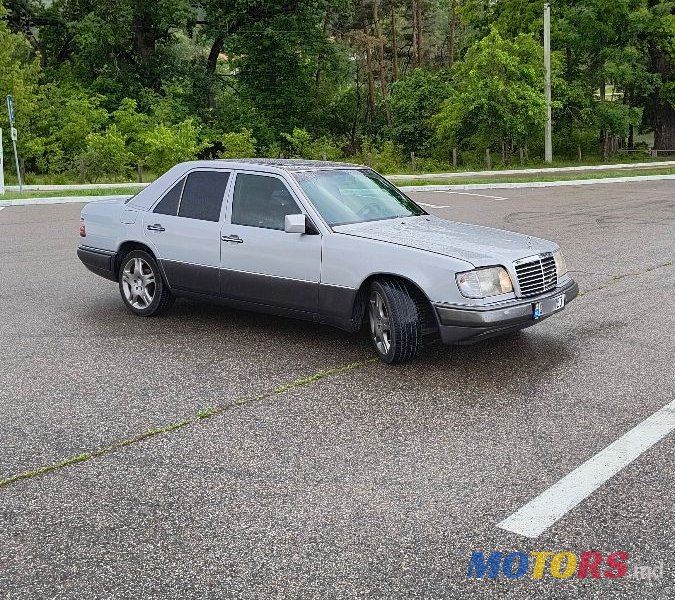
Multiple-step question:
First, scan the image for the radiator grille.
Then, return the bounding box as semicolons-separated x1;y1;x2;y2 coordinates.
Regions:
514;254;557;297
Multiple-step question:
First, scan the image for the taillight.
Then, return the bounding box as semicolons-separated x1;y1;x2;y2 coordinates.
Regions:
79;218;86;237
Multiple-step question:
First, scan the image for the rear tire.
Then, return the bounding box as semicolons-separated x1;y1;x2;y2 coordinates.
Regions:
118;250;174;317
368;278;422;364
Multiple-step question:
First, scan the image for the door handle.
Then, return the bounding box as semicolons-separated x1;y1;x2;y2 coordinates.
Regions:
221;234;244;243
147;224;165;232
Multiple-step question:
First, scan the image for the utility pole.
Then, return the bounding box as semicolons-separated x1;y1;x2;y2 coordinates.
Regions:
544;3;552;163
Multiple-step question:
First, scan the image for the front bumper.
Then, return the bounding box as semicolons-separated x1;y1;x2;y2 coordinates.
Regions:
77;245;118;282
434;278;578;344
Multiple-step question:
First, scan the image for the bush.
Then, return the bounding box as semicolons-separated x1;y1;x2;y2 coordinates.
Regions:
308;136;343;161
219;129;257;158
142;119;206;173
413;157;451;173
281;128;313;158
351;139;406;173
281;128;343;160
78;126;132;182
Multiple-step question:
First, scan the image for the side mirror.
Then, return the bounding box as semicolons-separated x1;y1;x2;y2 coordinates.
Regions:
284;213;307;234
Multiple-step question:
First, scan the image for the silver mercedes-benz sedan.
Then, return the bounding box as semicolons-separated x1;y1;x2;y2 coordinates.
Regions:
77;159;577;363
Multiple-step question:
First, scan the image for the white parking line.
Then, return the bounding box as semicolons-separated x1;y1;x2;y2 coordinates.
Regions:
426;191;509;200
417;191;509;210
0;206;5;211
498;398;675;538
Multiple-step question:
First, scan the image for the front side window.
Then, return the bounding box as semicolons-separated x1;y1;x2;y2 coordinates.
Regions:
177;171;230;222
293;169;426;226
231;173;301;230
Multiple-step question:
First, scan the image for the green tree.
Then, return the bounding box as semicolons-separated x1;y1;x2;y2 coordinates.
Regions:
434;29;550;159
22;83;109;174
389;69;450;156
141;119;206;174
79;126;133;182
219;129;257;158
0;4;40;171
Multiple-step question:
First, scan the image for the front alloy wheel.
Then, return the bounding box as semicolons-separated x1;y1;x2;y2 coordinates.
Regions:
368;278;422;364
369;290;392;356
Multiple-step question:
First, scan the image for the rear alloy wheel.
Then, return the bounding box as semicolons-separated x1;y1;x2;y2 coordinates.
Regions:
119;250;174;316
368;279;422;364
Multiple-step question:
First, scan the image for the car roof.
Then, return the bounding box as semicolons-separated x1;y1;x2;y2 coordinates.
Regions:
195;158;363;172
126;159;366;210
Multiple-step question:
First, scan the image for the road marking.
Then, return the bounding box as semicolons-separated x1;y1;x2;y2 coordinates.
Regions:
498;398;675;538
416;191;509;209
418;203;458;209
427;190;509;200
0;206;5;211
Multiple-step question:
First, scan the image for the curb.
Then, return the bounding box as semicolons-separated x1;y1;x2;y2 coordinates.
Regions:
398;174;675;193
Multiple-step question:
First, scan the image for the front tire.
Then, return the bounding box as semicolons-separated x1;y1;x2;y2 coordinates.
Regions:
368;279;422;364
118;250;174;316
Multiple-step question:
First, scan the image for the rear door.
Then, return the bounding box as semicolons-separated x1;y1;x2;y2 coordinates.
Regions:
220;171;321;313
143;169;231;295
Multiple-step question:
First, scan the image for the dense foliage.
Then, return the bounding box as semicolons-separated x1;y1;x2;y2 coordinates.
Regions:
1;0;674;180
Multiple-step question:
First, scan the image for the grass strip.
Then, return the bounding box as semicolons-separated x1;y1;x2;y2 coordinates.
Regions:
0;187;144;201
0;359;375;489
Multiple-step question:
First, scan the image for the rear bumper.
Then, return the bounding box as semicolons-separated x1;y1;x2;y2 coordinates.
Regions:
434;278;579;344
77;245;118;282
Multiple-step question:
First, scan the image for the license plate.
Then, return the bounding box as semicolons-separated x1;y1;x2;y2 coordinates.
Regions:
533;294;565;320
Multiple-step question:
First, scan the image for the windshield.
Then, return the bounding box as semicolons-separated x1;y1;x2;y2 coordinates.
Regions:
293;169;426;226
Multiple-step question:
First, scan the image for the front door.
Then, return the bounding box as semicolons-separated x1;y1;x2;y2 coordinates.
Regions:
220;171;321;314
143;169;230;296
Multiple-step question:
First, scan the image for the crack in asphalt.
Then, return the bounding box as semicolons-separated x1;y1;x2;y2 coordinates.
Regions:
577;261;673;297
0;359;376;490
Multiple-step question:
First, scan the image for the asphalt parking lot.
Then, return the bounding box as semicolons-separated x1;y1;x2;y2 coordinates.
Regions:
0;180;673;599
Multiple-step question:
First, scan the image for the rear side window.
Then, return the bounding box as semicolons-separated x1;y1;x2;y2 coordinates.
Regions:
153;179;184;215
231;173;301;230
178;171;230;222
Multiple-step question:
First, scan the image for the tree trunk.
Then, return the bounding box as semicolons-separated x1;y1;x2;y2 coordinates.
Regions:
391;4;399;80
411;0;419;67
351;63;362;150
133;13;160;89
650;46;675;150
133;16;156;65
448;0;458;68
315;9;332;92
653;100;675;150
207;35;225;74
415;0;423;66
365;36;376;123
206;35;225;108
373;0;391;125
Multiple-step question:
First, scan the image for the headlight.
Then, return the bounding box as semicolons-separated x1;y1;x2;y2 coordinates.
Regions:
456;266;514;299
553;250;567;278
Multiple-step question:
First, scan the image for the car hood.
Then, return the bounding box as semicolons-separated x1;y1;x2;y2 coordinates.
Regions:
332;215;557;267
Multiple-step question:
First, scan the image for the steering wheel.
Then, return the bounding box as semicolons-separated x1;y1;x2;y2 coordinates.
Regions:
356;203;381;219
